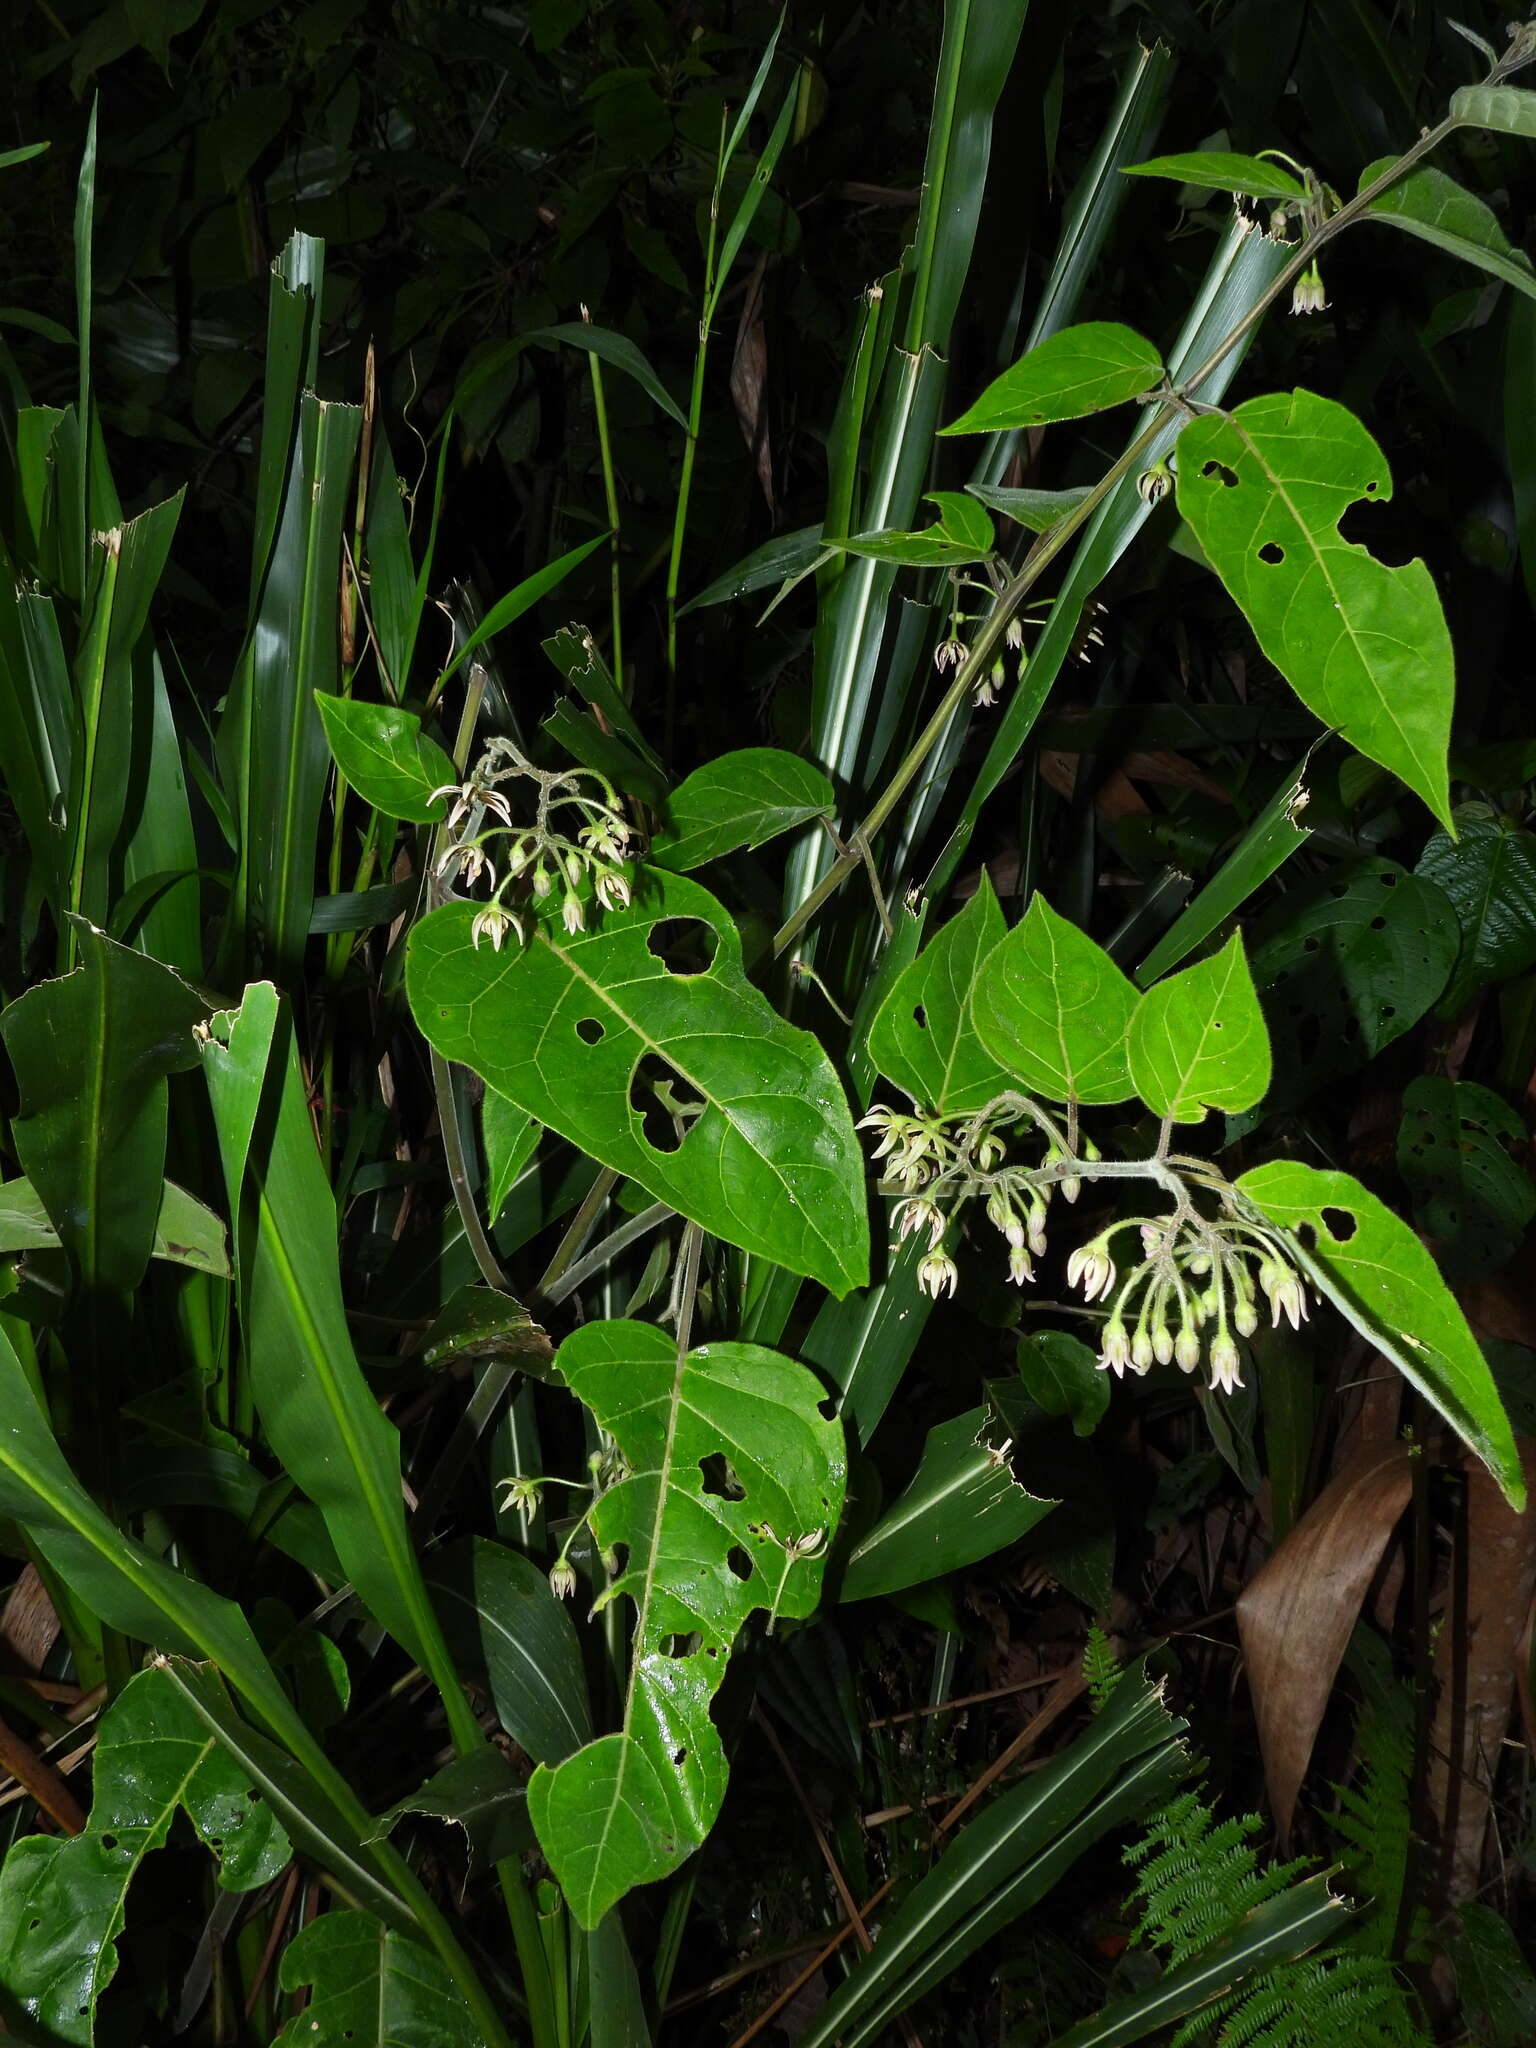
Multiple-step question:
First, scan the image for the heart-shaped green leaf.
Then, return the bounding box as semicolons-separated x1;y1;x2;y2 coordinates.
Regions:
867;875;1013;1114
273;1912;482;2048
528;1321;846;1926
941;322;1163;434
649;748;834;872
406;878;869;1295
971;894;1140;1105
1128;932;1270;1123
315;695;456;823
1238;1159;1524;1508
1178;390;1455;829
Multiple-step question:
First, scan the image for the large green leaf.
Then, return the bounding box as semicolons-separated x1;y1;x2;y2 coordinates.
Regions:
1359;159;1536;302
0;1175;228;1277
941;321;1163;433
1128;932;1270;1123
0;1666;291;2046
1417;815;1536;1014
648;748;834;872
971;893;1140;1105
272;1912;482;2048
1397;1078;1534;1282
199;984;476;1734
1017;1329;1110;1438
866;875;1012;1114
365;1749;532;1871
527;1320;845;1927
1246;858;1458;1104
1451;84;1536;138
1178;390;1455;828
315;696;456;823
407;879;869;1295
1237;1160;1523;1507
839;1405;1055;1603
0;919;207;1298
425;1538;592;1765
1122;150;1307;200
794;1668;1187;2048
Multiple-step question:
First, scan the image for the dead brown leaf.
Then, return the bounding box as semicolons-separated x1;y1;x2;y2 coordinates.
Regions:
1237;1439;1416;1844
731;252;774;514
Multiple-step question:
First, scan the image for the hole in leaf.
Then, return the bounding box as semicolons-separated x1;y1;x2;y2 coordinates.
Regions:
246;1790;261;1803
662;1632;701;1658
673;1746;688;1766
1321;1205;1358;1241
1203;460;1238;488
647;918;718;975
1365;478;1379;492
575;1017;604;1044
727;1545;755;1581
629;1054;701;1154
1303;936;1320;953
101;1835;118;1851
700;1452;746;1500
818;1395;838;1420
1257;541;1285;565
914;1003;928;1029
1369;915;1387;931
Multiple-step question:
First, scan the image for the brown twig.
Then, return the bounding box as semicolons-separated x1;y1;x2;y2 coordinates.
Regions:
0;1712;87;1834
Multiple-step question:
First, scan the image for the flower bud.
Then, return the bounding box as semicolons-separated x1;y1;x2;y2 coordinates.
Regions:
1175;1324;1202;1373
1099;1322;1133;1376
1007;1243;1033;1286
1233;1297;1259;1338
1130;1328;1154;1374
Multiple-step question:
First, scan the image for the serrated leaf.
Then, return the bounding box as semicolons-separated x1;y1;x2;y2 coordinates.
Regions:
315;695;456;823
1247;858;1459;1106
1451;83;1536;138
866;875;1013;1114
649;748;834;871
527;1320;845;1926
273;1912;482;2048
0;1666;291;2045
406;880;869;1295
941;321;1163;434
1359;159;1536;303
1129;932;1270;1123
839;1405;1055;1603
971;893;1140;1105
1122;149;1308;200
1178;390;1455;828
1398;1078;1534;1280
1238;1159;1524;1508
966;482;1093;531
1417;815;1536;1013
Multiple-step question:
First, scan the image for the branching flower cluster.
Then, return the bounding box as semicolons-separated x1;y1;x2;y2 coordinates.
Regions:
861;1094;1310;1399
431;736;636;949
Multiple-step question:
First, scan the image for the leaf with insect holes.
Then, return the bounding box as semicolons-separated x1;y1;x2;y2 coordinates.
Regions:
314;696;456;824
527;1320;845;1926
1128;932;1270;1123
866;875;1013;1114
1238;1159;1524;1509
648;748;834;871
405;876;868;1295
941;321;1163;434
272;1912;483;2048
970;893;1140;1105
1178;390;1455;829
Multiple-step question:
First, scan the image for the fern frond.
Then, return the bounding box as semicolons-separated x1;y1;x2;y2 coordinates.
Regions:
1328;1691;1421;1959
1084;1625;1120;1713
1125;1792;1311;1967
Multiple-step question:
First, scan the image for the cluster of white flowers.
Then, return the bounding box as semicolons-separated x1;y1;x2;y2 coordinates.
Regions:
430;738;636;949
858;1095;1311;1403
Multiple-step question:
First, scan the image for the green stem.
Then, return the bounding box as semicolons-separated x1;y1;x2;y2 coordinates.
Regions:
771;109;1469;963
585;329;625;695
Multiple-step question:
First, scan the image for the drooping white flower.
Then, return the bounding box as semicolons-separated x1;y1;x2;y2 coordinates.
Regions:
1208;1333;1244;1396
917;1249;959;1300
561;892;586;936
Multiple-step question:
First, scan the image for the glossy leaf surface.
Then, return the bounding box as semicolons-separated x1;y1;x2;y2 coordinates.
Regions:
1238;1159;1523;1506
941;321;1163;433
867;876;1012;1114
1128;932;1270;1123
0;1666;290;2045
971;893;1139;1105
273;1913;481;2048
315;696;456;823
839;1405;1054;1602
0;1175;228;1276
1179;390;1454;827
648;748;834;871
528;1320;845;1926
407;880;869;1294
